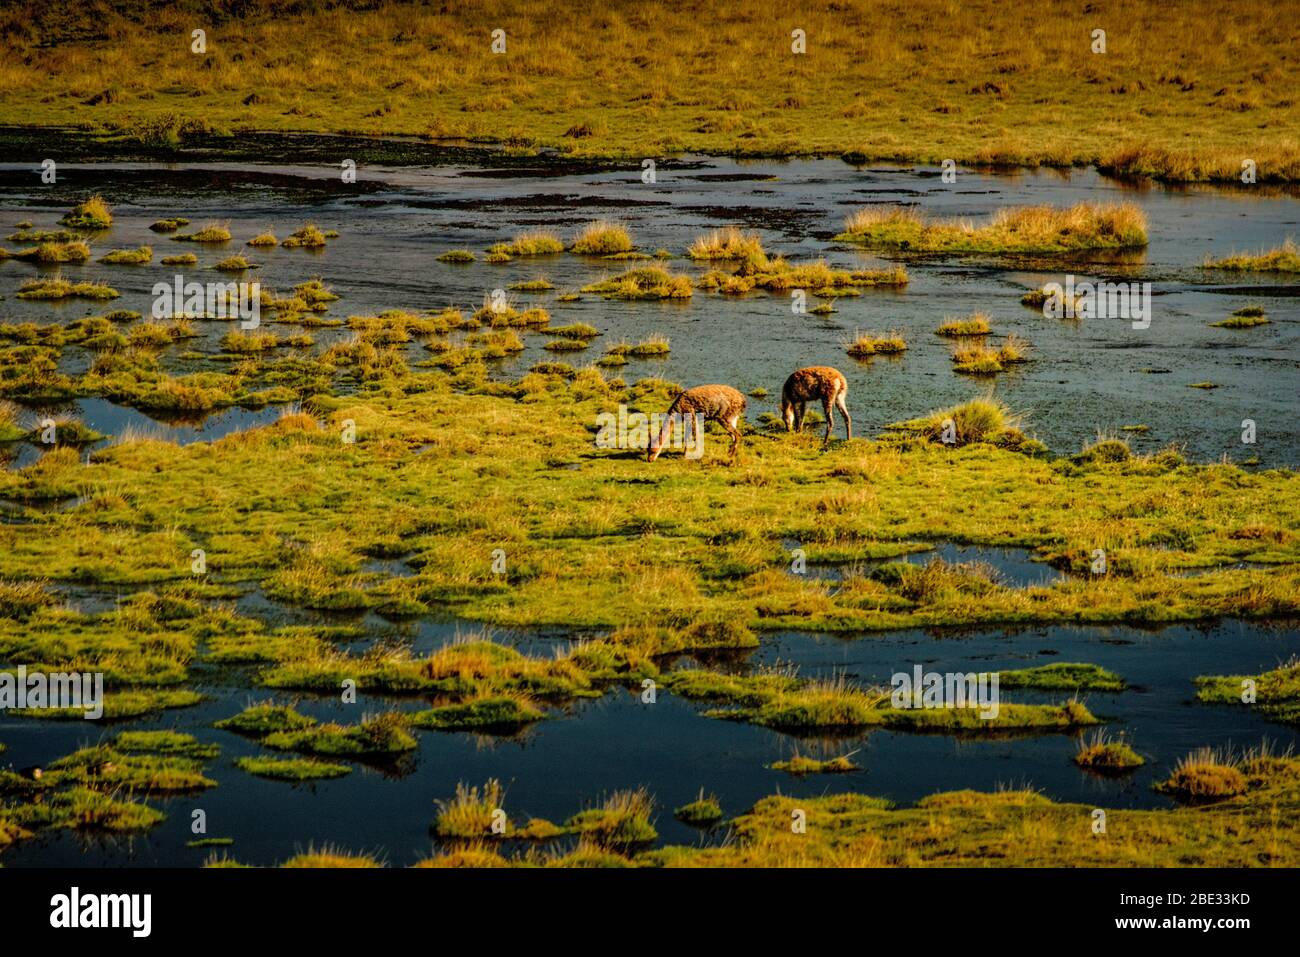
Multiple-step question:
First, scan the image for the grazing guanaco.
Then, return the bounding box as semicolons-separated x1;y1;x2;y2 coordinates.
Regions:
647;384;746;462
781;366;851;445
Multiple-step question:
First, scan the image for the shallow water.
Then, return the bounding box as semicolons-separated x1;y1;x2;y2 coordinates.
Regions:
1;148;1297;465
1;616;1297;867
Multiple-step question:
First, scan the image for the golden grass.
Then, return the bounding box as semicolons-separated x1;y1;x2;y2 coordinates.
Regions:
1203;238;1300;273
5;1;1297;181
839;202;1148;253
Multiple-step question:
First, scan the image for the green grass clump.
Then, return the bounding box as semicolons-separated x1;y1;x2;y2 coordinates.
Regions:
0;401;25;443
45;745;216;793
673;791;724;826
544;323;599;340
951;335;1029;375
581;266;691;300
60;195;112;229
24;419;106;445
282;223;328;248
1212;309;1271;328
669;669;1096;732
433;779;506;838
411;693;545;731
99;245;152;265
886;397;1042;452
1203;238;1300;273
263;711;418;757
215;703;317;736
1156;748;1248;802
846;331;907;358
246;231;277;246
150;218;190;232
569;221;633;255
234;755;351;780
114;730;219;759
769;752;859;775
489;230;565;256
936;313;991;336
837;202;1148;253
214;255;254;271
687;227;767;263
508;278;554;291
565;789;657;850
1074;731;1144;771
437;249;476;263
174;223;232;243
544;337;589;352
161;252;198;265
221;330;279;352
1000;662;1125;692
281;846;380;868
13;241;91;263
6;787;163;834
1196;658;1300;725
626;334;670;357
8;229;77;242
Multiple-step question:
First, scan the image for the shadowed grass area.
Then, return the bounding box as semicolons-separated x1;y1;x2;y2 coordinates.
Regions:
836;202;1148;254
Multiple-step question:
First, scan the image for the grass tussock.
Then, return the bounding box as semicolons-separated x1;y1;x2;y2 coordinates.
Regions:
1203;238;1300;273
845;331;907;358
99;245;152;265
569;221;633;255
838;202;1148;253
60;195;112;229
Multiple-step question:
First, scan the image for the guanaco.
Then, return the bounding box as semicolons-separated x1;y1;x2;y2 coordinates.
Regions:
781;366;851;445
647;384;746;462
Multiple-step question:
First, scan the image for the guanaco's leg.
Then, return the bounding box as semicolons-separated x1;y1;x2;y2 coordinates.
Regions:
821;397;835;446
793;402;806;433
836;390;852;441
723;413;742;460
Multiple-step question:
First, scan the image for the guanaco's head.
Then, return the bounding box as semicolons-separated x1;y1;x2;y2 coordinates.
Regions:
780;396;796;432
646;439;663;462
